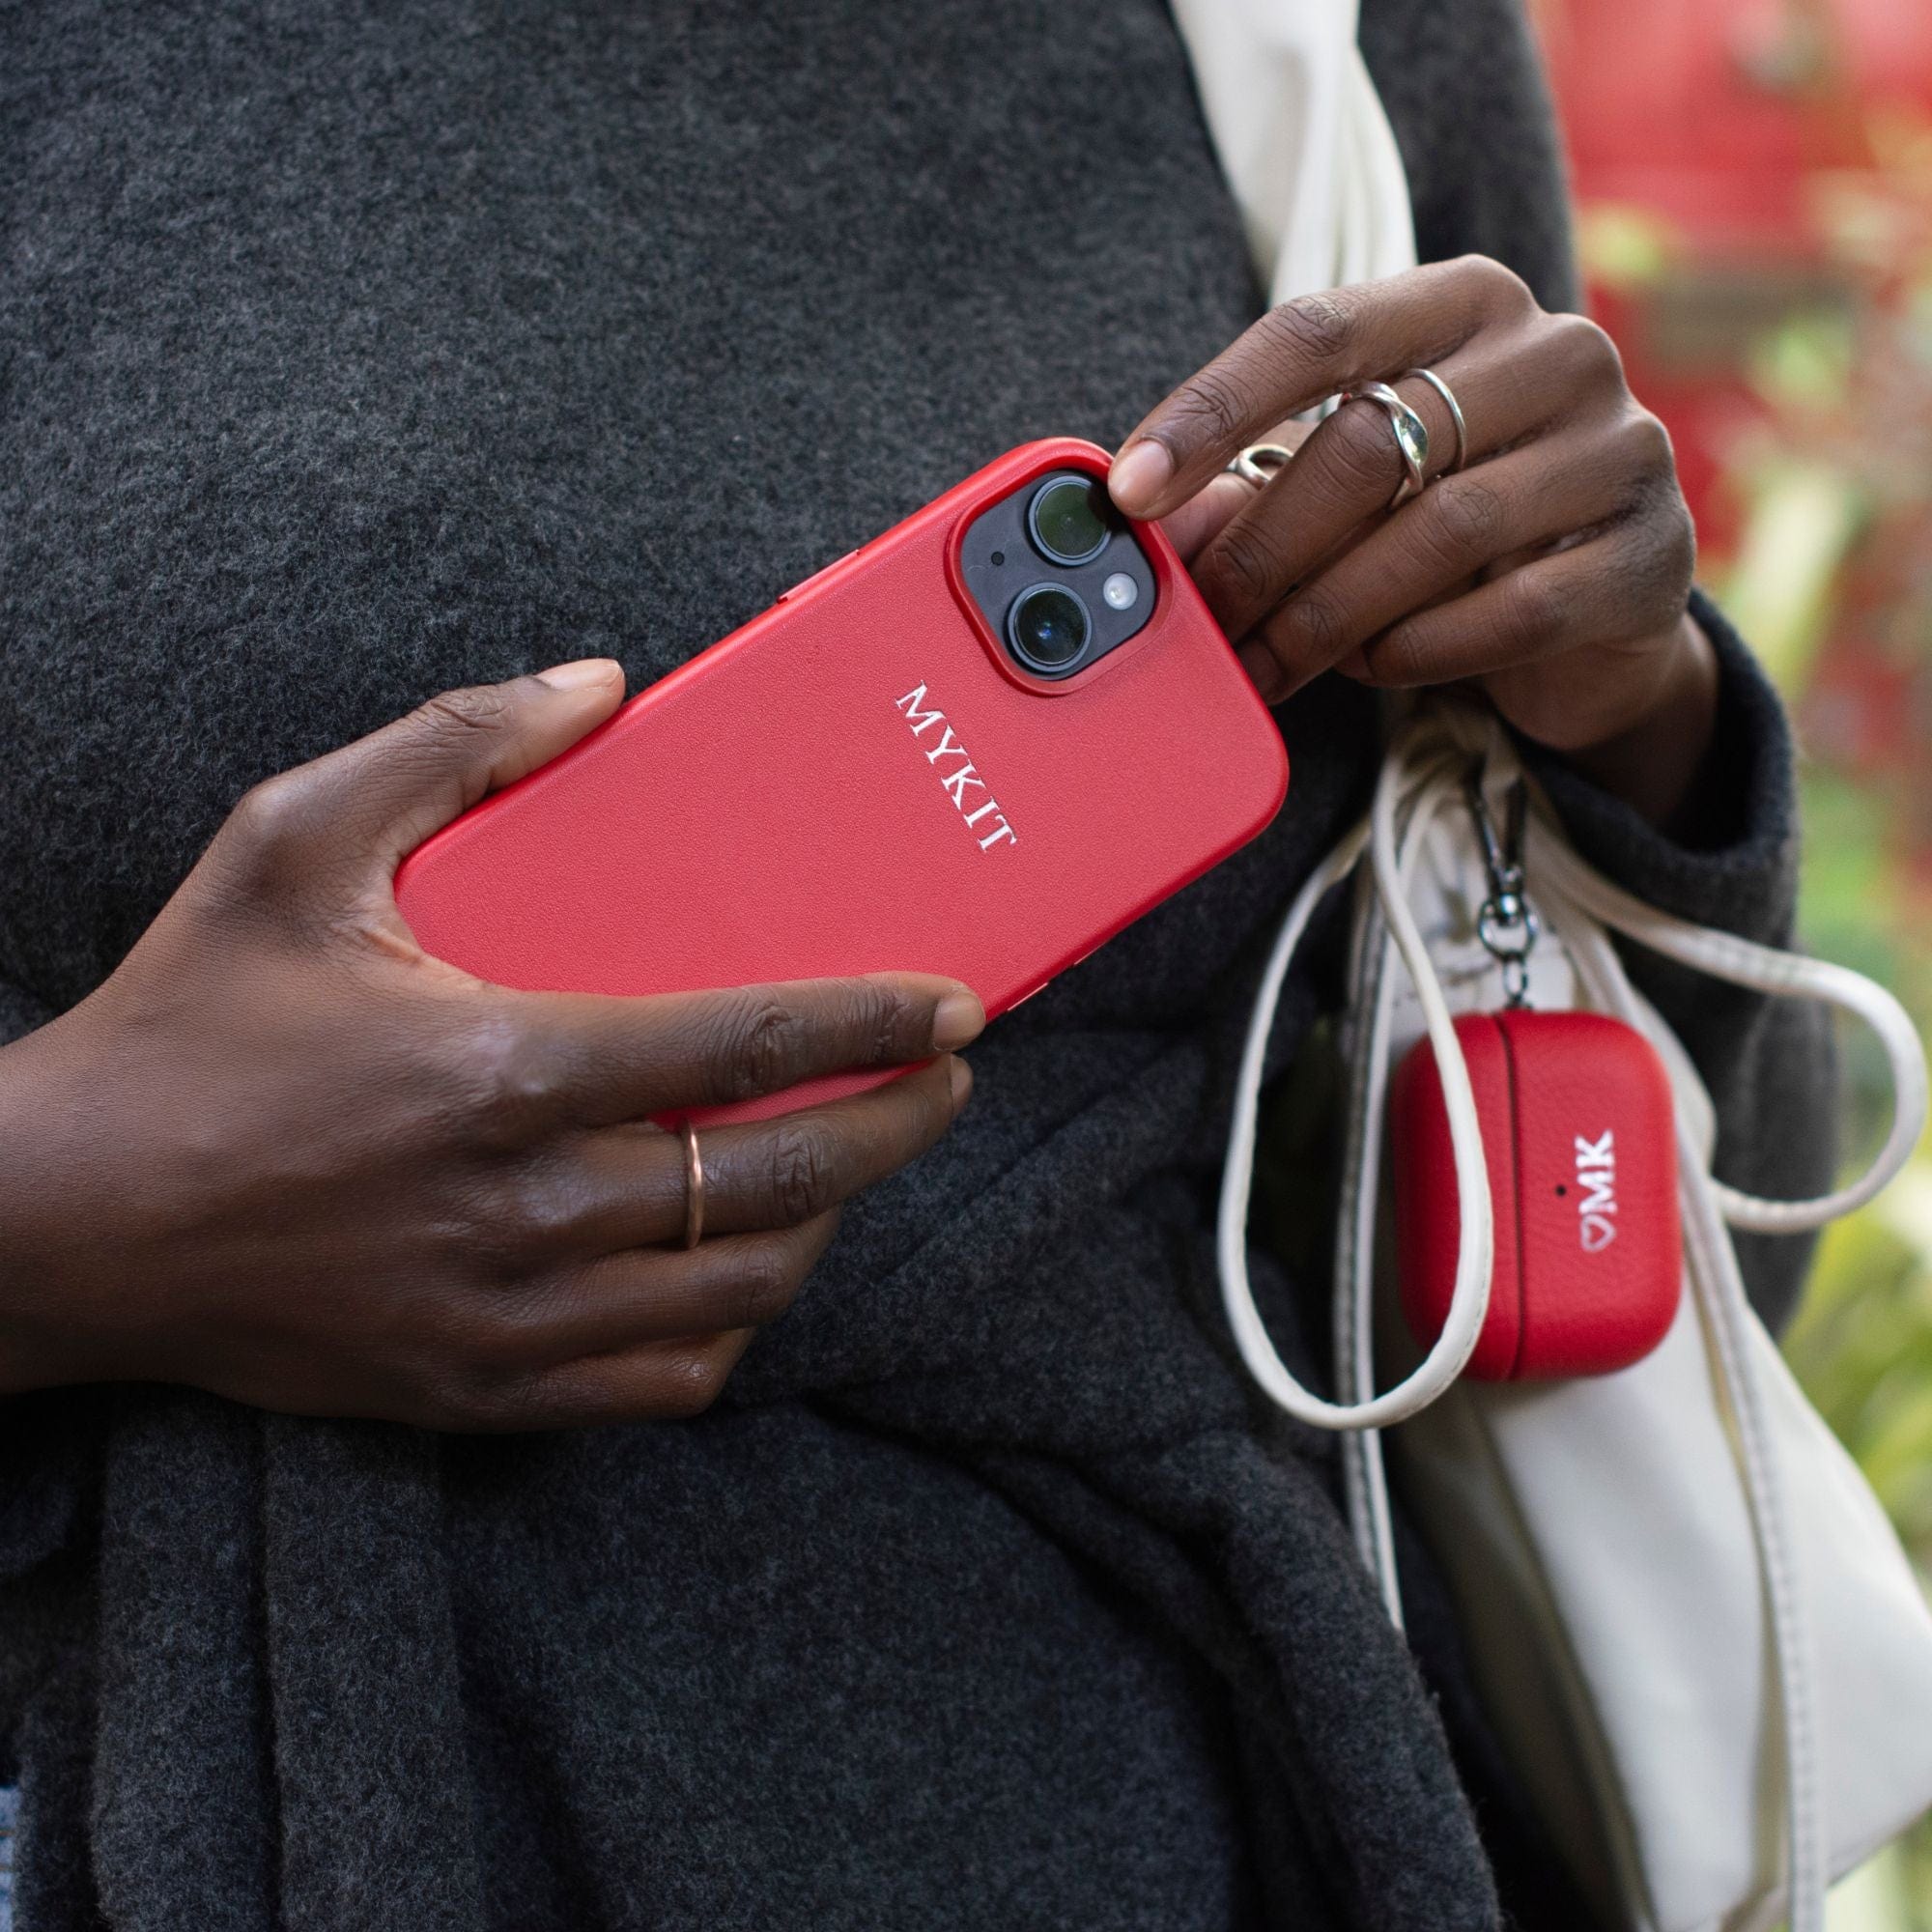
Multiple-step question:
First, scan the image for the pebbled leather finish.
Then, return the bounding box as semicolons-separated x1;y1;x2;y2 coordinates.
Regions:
1391;1009;1682;1380
394;439;1289;1124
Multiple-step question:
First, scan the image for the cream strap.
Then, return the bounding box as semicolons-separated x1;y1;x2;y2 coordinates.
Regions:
1523;823;1928;1234
1217;726;1496;1428
1219;719;1929;1440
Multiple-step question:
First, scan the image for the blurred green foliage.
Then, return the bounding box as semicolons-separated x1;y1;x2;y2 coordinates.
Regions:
1784;768;1932;1932
1715;165;1932;1932
1580;92;1932;1927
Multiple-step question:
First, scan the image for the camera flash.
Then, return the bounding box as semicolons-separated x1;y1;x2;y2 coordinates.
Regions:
1101;572;1138;611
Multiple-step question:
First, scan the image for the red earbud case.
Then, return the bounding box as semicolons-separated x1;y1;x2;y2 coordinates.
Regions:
1390;1009;1682;1381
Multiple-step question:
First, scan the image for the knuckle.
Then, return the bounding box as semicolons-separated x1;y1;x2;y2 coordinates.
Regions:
765;1120;838;1226
1359;623;1430;689
1166;365;1255;449
1421;473;1510;564
1551;311;1626;387
715;994;808;1101
1662;498;1697;584
224;771;315;870
1628;502;1697;619
1208;517;1288;613
1498;568;1563;660
1279;584;1352;667
1323;400;1405;501
415;683;512;743
1614;406;1676;482
726;1238;806;1328
1264;290;1356;366
1460;254;1536;316
850;979;920;1066
477;1171;578;1265
445;1015;559;1150
455;1295;551;1376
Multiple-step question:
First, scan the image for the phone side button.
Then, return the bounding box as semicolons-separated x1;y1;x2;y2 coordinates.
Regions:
776;548;861;603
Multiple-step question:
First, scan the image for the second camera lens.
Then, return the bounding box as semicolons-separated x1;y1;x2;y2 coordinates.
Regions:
1027;476;1112;565
1007;583;1092;675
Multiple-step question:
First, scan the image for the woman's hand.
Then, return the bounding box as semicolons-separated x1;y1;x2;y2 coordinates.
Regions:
0;664;981;1430
1110;256;1719;826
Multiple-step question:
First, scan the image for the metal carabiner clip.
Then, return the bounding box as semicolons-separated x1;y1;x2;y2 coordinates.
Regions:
1465;764;1538;1008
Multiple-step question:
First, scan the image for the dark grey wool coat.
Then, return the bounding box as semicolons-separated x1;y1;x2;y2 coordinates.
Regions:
0;1;1833;1926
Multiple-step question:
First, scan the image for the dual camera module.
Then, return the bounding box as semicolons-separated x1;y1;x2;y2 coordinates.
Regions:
957;470;1156;681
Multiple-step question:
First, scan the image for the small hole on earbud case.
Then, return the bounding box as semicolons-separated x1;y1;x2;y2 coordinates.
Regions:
1554;1184;1568;1196
990;551;1005;566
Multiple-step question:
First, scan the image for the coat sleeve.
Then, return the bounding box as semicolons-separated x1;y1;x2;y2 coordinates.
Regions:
1519;591;1837;1331
1357;0;1582;313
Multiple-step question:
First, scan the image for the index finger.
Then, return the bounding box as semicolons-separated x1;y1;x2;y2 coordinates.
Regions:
516;972;985;1125
1107;257;1531;523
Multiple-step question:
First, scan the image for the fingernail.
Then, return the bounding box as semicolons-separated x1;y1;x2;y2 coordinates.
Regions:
948;1055;975;1109
535;658;622;691
1108;440;1173;516
932;989;985;1051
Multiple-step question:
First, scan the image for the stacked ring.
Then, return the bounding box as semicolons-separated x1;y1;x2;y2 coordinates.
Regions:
1228;442;1297;487
1339;382;1430;508
1403;365;1469;473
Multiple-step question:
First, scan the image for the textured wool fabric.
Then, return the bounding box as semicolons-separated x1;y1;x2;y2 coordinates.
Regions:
0;2;1833;1927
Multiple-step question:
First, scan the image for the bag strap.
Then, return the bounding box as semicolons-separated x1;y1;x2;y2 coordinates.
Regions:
1216;731;1499;1428
1168;0;1416;307
1523;824;1928;1234
1218;713;1928;1440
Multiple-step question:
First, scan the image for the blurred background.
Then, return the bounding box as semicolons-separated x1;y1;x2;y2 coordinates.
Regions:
1528;0;1932;1920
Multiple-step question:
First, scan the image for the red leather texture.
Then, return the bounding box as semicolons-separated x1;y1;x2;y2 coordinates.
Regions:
1389;1009;1682;1380
393;439;1289;1124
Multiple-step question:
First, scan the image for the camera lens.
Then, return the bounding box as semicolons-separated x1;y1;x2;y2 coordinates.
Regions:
1007;583;1091;675
1027;476;1112;565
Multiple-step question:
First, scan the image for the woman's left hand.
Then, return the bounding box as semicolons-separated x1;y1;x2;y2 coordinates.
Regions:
1107;255;1719;824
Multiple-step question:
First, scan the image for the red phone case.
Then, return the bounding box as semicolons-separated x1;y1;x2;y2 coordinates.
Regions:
394;438;1288;1123
1390;1009;1683;1381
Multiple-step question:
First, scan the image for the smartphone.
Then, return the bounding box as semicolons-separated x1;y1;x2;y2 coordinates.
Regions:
395;437;1288;1123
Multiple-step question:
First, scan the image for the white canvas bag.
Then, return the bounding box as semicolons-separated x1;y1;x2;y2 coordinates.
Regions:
1215;704;1932;1932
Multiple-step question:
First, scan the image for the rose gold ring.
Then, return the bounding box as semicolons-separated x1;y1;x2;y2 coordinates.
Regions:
679;1119;705;1250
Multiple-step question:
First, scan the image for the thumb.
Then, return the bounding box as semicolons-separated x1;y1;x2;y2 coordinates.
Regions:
318;659;627;870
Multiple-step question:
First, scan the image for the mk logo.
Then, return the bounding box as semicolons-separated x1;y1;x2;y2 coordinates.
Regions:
895;685;1017;852
1574;1131;1618;1253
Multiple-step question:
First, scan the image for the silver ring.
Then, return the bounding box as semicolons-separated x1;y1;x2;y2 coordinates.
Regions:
1338;383;1429;508
1403;366;1468;473
679;1119;705;1250
1227;442;1297;488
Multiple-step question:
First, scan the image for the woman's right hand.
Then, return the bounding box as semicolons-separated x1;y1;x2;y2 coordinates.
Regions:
0;661;982;1431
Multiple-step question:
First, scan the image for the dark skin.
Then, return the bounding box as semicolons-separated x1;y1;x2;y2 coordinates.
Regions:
1120;257;1718;829
0;662;984;1430
0;257;1719;1430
